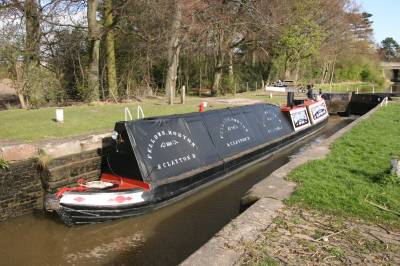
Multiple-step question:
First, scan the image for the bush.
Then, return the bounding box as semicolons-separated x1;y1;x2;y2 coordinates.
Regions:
221;74;235;95
23;65;66;107
0;158;9;170
360;63;385;86
334;56;385;86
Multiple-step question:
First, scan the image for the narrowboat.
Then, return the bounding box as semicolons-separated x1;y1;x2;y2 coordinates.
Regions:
45;88;329;225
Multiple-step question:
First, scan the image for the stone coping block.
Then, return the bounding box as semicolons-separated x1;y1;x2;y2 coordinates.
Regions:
0;144;38;161
0;132;112;162
40;132;112;158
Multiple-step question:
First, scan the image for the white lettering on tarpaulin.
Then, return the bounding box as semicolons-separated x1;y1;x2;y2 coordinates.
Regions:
226;137;250;147
157;154;197;169
219;117;249;139
227;125;239;131
160;140;179;148
262;111;283;133
146;130;198;168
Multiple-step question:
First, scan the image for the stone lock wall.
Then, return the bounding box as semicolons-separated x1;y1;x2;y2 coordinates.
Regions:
0;159;43;222
322;93;352;114
0;133;112;222
41;148;106;192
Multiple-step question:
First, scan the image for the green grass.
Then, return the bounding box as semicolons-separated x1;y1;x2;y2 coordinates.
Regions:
287;104;400;225
0;93;285;142
315;82;387;93
0;97;221;142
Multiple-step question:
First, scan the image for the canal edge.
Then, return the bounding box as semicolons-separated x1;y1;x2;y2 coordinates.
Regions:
180;103;386;266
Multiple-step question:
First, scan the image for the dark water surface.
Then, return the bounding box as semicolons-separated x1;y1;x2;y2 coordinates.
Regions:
0;116;354;266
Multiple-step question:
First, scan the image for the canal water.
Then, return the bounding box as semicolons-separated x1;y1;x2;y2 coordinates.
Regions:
0;116;354;266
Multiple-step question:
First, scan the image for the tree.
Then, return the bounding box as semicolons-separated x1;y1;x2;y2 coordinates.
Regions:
278;0;325;81
204;0;247;96
380;37;400;61
104;0;118;101
87;0;101;102
165;0;182;105
24;0;41;65
0;0;386;107
0;21;27;108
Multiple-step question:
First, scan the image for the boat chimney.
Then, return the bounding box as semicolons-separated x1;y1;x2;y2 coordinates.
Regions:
287;92;294;108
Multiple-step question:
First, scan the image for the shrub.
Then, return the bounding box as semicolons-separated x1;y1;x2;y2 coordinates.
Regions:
23;65;66;107
0;158;9;170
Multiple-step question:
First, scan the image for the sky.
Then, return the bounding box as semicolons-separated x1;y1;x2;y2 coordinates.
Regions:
358;0;400;44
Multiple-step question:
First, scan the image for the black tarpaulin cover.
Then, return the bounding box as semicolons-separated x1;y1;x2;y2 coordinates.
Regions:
123;103;293;183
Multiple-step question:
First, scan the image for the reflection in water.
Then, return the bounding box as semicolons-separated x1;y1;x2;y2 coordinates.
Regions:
65;234;145;264
0;116;354;266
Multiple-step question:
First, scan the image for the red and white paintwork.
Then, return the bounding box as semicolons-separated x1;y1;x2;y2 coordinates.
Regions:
56;173;151;207
303;99;329;124
59;190;146;206
281;106;312;131
281;98;328;131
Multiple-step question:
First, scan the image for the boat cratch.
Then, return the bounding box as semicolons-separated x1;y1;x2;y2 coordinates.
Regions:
45;89;329;225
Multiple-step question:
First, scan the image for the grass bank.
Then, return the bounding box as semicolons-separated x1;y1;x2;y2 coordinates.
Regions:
315;82;386;93
0;92;285;142
287;103;400;226
0;97;217;142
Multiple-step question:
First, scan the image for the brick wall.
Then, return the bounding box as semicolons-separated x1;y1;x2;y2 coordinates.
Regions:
0;135;111;222
322;93;352;114
0;159;43;222
40;148;108;192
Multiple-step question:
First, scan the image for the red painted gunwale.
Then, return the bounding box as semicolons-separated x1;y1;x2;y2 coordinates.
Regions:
281;99;320;112
100;173;150;191
55;173;150;198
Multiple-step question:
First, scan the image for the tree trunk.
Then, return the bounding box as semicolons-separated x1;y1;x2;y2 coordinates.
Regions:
145;47;153;96
104;0;118;102
165;0;182;105
227;49;234;94
329;55;337;90
320;61;329;84
11;63;27;109
284;54;290;80
211;29;224;96
284;64;291;80
251;49;256;67
199;53;202;96
228;50;234;77
87;0;100;102
24;0;40;65
22;0;40;109
294;60;300;82
260;58;272;83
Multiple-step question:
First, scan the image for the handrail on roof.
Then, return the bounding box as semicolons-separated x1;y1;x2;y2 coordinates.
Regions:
124;106;145;121
125;107;133;121
380;97;388;107
137;105;145;119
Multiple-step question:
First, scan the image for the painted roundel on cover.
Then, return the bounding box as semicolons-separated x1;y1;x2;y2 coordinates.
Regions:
125;114;221;181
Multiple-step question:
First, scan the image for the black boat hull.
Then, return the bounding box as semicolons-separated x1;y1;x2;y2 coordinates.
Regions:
55;118;328;225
